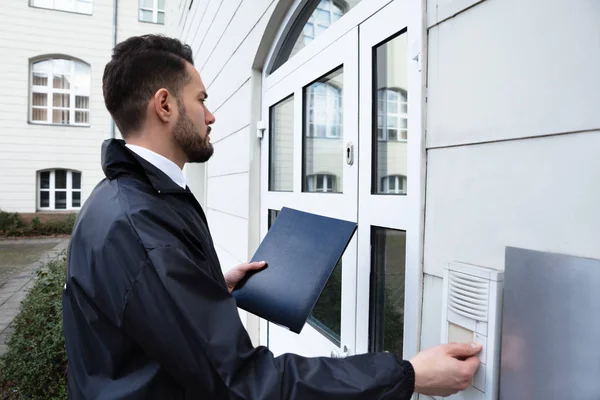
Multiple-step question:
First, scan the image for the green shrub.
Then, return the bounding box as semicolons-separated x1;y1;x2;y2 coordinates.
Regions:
0;211;24;232
0;211;76;237
0;256;68;400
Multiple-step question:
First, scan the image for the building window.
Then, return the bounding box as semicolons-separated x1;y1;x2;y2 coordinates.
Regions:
306;81;342;138
270;0;359;72
30;0;92;14
302;0;345;47
139;0;165;24
306;174;337;193
30;58;91;126
38;169;82;210
377;89;407;141
380;175;407;195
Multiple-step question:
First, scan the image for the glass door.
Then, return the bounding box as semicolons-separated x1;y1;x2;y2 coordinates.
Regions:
259;27;359;357
355;0;424;360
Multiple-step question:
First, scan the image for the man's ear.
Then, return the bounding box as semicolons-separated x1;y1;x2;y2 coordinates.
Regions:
153;89;172;123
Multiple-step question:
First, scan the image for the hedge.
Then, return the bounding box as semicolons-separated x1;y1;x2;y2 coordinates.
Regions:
0;256;68;399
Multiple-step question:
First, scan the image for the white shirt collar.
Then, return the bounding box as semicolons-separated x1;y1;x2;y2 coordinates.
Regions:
125;144;187;189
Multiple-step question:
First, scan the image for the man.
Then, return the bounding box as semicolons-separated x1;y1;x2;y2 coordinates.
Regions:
62;34;482;399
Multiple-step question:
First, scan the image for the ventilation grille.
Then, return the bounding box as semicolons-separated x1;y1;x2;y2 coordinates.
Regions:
448;271;489;321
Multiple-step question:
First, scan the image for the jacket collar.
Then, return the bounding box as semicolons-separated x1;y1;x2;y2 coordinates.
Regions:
101;139;187;194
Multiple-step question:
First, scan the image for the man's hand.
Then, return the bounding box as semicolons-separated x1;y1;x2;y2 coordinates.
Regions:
224;261;266;294
409;342;482;397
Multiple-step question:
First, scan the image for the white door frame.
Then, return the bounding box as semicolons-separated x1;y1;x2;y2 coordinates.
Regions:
259;27;359;357
258;0;426;360
355;0;426;359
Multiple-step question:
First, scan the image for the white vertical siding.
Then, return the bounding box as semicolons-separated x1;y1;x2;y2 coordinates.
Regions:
0;0;165;213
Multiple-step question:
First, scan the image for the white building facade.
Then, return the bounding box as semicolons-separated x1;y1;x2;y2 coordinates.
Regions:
0;0;166;213
167;1;600;395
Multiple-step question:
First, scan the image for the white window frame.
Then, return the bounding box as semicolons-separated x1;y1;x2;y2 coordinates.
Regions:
139;0;165;24
29;0;93;14
29;58;91;127
38;169;82;211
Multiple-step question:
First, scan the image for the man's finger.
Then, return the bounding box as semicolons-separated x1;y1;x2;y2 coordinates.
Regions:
241;261;266;271
461;355;481;375
446;342;482;358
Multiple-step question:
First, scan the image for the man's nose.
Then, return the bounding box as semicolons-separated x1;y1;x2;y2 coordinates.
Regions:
206;108;216;125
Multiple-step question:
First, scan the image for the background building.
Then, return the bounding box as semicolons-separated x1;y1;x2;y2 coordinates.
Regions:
0;0;166;214
166;0;600;398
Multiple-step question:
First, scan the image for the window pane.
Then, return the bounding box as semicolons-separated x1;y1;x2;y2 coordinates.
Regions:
32;73;48;87
75;95;90;109
55;170;67;189
373;33;408;195
55;191;67;210
40;191;50;208
139;9;153;21
32;108;48;122
308;260;341;344
157;11;165;24
75;111;89;124
72;191;81;208
40;172;50;189
53;109;70;124
273;0;361;71
33;60;51;74
73;63;91;93
72;172;81;189
32;93;47;107
268;209;280;229
53;93;70;107
266;207;341;343
269;96;294;192
157;0;165;9
369;227;406;357
53;75;71;90
303;68;343;193
31;0;53;8
140;0;154;8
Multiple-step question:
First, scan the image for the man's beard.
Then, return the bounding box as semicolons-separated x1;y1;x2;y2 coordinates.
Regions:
173;104;214;163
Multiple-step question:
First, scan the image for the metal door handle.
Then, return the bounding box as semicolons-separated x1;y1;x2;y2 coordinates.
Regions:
346;142;354;165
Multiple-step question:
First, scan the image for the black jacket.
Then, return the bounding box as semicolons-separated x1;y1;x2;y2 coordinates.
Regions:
62;138;415;399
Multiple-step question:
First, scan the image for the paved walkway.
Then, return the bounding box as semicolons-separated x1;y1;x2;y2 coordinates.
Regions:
0;237;70;356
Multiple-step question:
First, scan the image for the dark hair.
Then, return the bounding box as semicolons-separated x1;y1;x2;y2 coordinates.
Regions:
102;35;194;136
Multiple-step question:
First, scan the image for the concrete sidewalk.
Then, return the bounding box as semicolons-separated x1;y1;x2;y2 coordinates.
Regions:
0;237;70;356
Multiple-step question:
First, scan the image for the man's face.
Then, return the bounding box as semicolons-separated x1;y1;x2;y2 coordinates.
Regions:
172;62;216;163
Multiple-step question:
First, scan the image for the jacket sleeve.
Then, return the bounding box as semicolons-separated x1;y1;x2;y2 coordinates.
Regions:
120;242;415;399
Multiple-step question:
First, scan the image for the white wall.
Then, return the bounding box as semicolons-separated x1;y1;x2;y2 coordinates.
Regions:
420;0;600;366
0;0;165;213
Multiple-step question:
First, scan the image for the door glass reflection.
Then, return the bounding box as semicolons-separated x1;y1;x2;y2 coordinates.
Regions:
373;33;408;195
304;67;343;193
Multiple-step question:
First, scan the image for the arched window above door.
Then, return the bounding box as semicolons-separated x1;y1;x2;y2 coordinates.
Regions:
269;0;362;73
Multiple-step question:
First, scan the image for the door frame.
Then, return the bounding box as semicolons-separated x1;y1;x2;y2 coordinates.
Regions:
259;27;360;357
257;0;427;360
355;0;426;360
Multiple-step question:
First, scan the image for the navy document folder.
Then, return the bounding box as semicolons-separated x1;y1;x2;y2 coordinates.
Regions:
232;207;357;334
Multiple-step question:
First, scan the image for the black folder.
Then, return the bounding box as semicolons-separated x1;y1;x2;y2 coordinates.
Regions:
232;207;357;334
